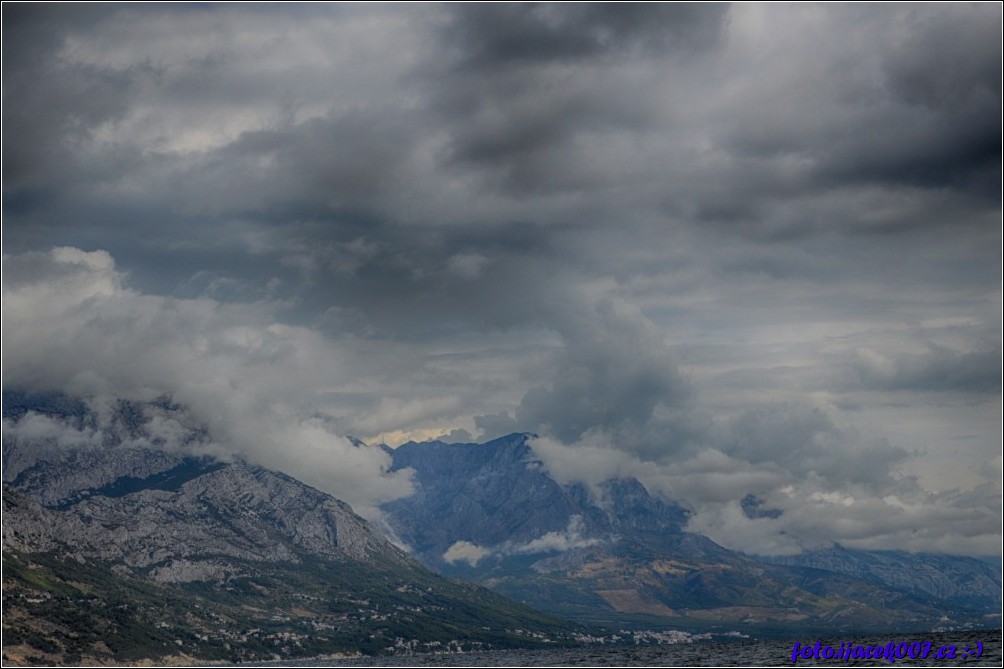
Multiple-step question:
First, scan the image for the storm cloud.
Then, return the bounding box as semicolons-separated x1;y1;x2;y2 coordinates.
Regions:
2;4;1000;555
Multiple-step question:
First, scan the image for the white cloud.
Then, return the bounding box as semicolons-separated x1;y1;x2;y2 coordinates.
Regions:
509;515;601;555
442;516;603;566
2;247;413;518
527;426;1001;557
443;540;490;567
2;413;102;452
527;435;646;491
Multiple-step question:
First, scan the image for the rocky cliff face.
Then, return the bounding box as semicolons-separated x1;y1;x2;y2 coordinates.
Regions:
3;393;404;579
4;459;404;583
383;433;688;568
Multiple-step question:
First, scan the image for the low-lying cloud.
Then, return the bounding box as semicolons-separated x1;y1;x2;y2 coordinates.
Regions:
4;245;998;555
3;4;999;558
2;247;413;518
442;515;601;567
527;416;1000;556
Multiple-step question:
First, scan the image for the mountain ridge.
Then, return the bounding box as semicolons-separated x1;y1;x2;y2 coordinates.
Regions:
1;392;593;665
3;390;999;665
384;433;689;568
380;432;1001;632
757;545;1002;611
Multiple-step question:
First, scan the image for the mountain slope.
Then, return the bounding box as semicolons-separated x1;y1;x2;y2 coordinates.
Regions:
384;433;688;568
758;546;1002;611
380;433;1001;633
4;458;408;581
1;394;590;665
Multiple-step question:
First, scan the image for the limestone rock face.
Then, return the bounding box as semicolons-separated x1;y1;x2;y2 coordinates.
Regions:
1;391;593;667
382;433;689;567
2;394;407;583
378;433;1001;629
4;455;407;582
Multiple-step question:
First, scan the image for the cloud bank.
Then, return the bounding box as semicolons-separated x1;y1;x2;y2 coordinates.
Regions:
2;248;413;518
3;4;999;555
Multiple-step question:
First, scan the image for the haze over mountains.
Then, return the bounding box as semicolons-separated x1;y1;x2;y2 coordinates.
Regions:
2;4;1001;664
4;3;1000;564
3;392;998;664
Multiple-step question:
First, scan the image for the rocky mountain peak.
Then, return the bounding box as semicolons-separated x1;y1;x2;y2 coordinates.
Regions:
2;392;407;582
382;432;689;568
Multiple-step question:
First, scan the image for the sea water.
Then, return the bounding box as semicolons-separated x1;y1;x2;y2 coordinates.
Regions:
259;630;1001;667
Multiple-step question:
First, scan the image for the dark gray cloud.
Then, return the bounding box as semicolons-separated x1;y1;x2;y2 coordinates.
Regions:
841;346;1002;395
883;7;1001;111
2;5;139;201
2;4;999;555
718;403;909;488
443;3;727;68
424;5;729;196
740;494;782;520
513;296;693;445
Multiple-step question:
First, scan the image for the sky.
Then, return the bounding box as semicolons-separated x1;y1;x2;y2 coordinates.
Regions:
2;3;1001;556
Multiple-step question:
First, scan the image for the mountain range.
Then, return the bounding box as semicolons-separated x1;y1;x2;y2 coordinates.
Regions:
1;392;588;665
2;391;1000;664
380;434;1001;632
